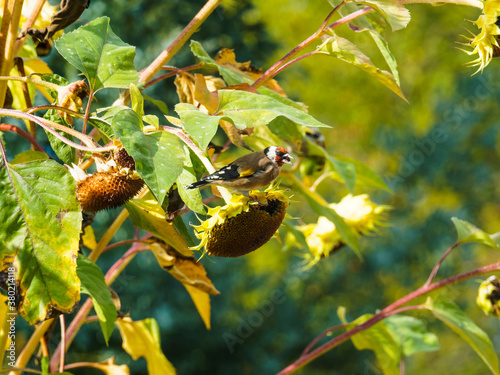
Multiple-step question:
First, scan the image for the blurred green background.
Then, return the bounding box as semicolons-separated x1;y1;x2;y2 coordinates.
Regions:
6;0;500;374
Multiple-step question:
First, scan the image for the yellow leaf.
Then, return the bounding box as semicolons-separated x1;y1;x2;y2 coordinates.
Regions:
82;225;97;250
184;284;212;330
88;357;130;375
125;192;193;257
116;317;176;375
23;58;54;102
215;48;286;96
149;241;220;295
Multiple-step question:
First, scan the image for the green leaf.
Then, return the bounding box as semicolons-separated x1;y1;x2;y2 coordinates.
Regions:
335;155;392;192
189;40;219;69
173;215;197;247
88;117;115;142
451;217;498;248
43;109;76;164
355;0;411;31
385;315;439;357
344;4;401;85
143;94;169;115
175;103;220;151
426;295;500;375
217;89;329;129
305;140;391;192
143;115;160;127
130;83;144;117
317;34;407;101
0;158;82;323
77;254;117;345
291;177;360;255
339;311;400;375
111;108;185;206
55;17;139;91
281;221;310;252
331;157;356;193
10;151;49;164
176;146;206;215
268;116;305;144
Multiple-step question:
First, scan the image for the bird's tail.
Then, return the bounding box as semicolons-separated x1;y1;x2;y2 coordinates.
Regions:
185;180;209;189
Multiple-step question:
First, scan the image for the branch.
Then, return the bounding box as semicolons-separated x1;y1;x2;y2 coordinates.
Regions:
278;260;500;374
424;242;460;286
0;109;115;152
0;75;62;92
50;239;149;371
0;0;24;108
115;0;223;106
0;124;45;152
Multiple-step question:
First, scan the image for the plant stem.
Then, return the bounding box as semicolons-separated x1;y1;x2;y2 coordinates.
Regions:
13;58;36;144
139;0;222;83
49;299;93;372
251;2;347;90
2;367;42;374
424;242;459;286
277;260;500;374
59;315;66;373
81;89;95;136
0;124;45;152
0;75;62;92
301;323;347;356
102;238;150;254
49;241;148;371
0;0;24;108
88;208;130;262
143;63;208;90
9;319;53;375
13;0;45;56
115;0;222;106
0;109;115;152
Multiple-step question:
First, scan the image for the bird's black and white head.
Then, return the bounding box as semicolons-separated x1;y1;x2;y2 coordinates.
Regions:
264;146;293;167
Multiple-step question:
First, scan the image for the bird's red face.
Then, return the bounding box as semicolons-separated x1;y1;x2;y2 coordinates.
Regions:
274;146;293;166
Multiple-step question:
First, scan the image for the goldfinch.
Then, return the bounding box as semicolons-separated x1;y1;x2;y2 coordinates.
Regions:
186;146;293;193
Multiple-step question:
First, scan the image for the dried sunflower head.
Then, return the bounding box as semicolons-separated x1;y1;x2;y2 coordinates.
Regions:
191;188;290;257
298;194;389;269
462;0;500;74
477;275;500;316
68;148;144;212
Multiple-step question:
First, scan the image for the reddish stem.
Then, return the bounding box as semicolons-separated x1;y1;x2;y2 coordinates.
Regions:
251;4;375;90
81;89;94;137
424;242;459;286
144;63;208;89
277;261;500;374
102;238;150;254
49;241;149;371
0;123;45;152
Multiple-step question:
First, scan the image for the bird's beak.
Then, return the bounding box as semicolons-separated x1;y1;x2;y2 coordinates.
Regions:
283;155;293;164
